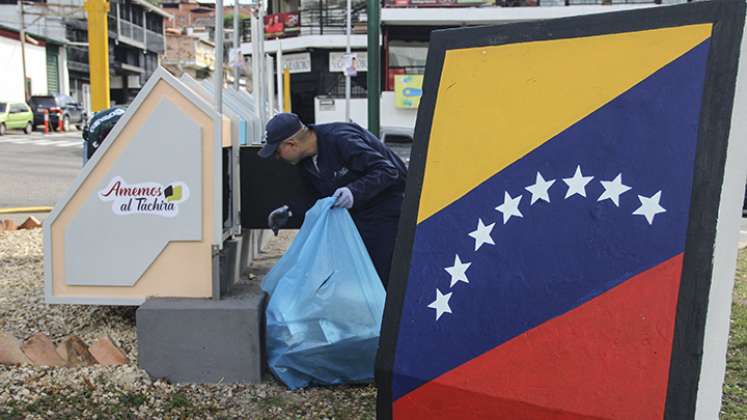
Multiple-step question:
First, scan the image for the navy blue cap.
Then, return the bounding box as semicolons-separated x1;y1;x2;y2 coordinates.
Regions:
258;113;306;158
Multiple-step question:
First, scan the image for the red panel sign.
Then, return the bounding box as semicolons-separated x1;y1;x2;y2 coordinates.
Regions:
263;12;300;38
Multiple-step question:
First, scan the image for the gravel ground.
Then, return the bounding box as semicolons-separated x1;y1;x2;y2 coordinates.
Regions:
5;224;743;419
0;229;376;419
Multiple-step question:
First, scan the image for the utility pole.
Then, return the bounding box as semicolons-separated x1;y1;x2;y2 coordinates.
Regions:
233;0;240;90
215;0;224;113
366;0;380;136
257;2;267;126
266;53;274;114
19;0;28;100
283;67;290;112
84;0;111;112
250;6;265;130
276;37;283;112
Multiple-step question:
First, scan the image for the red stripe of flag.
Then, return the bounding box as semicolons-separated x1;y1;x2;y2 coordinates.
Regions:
394;253;684;420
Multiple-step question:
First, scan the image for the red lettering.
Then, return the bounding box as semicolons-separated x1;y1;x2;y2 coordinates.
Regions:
102;180;166;198
101;180;122;197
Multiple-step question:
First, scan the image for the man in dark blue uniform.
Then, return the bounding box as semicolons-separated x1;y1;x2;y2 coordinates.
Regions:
259;113;407;289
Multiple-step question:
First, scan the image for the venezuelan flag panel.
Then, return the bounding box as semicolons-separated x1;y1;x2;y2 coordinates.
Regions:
376;3;747;420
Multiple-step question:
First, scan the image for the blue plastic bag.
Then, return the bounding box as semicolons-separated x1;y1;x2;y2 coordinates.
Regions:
262;197;386;389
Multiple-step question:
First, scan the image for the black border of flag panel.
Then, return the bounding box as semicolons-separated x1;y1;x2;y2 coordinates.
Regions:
375;2;746;419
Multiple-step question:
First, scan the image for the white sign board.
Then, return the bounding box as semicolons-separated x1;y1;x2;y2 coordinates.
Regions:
99;177;190;218
329;51;368;73
282;52;312;74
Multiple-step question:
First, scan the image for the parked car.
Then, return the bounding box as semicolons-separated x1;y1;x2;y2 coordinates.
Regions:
28;94;87;131
0;101;33;135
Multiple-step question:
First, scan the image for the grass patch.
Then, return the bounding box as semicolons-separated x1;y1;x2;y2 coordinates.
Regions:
118;391;147;408
166;392;191;410
721;249;747;419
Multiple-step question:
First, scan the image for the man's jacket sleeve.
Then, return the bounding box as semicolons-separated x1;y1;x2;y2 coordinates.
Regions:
338;135;400;207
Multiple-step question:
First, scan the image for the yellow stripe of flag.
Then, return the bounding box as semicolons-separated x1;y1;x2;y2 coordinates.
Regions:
417;24;712;224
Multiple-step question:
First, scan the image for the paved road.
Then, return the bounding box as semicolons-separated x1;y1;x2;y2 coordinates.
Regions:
0;131;83;222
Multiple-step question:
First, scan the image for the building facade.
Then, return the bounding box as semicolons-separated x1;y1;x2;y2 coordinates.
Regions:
162;28;215;79
0;0;169;110
0;24;65;103
240;0;693;137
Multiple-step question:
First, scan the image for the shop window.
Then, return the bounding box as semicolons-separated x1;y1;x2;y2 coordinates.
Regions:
387;41;427;90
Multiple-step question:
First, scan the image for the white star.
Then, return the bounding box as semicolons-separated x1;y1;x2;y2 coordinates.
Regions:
597;173;632;207
563;165;594;199
468;218;496;251
633;191;667;225
494;192;523;224
445;255;471;288
428;288;453;321
525;172;555;205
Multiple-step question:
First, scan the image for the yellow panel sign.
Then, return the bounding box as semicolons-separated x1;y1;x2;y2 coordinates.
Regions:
395;75;424;109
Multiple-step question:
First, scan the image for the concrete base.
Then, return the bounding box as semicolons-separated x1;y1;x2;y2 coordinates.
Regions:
239;228;255;276
219;237;242;297
136;284;266;384
239;229;273;275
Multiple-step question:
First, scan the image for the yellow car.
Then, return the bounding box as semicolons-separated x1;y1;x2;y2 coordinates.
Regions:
0;101;33;135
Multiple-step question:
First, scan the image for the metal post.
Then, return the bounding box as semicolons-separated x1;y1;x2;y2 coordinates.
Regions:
19;0;28;100
142;8;147;49
345;0;351;122
214;0;224;113
319;0;323;35
250;10;263;133
233;0;240;90
366;0;380;136
276;38;284;112
84;0;111;111
231;2;242;238
283;66;291;112
257;3;268;126
266;54;275;115
213;0;228;284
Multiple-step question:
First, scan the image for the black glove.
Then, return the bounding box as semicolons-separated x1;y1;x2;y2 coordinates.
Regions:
267;205;292;236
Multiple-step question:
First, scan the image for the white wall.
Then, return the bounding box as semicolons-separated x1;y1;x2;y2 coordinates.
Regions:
0;36;26;102
314;92;418;141
0;36;47;102
381;91;417;132
26;43;48;97
314;97;368;127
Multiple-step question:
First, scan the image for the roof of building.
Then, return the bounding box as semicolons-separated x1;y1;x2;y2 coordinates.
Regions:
380;4;657;25
0;22;65;46
131;0;174;19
